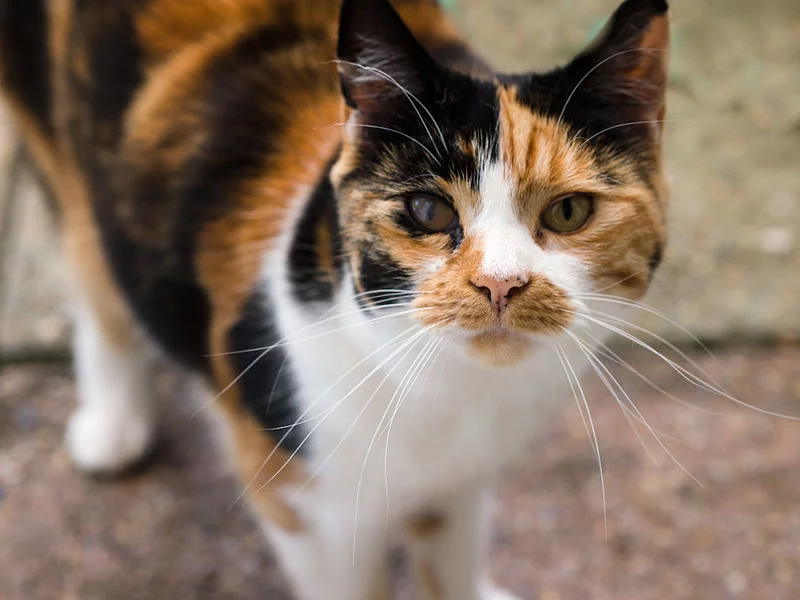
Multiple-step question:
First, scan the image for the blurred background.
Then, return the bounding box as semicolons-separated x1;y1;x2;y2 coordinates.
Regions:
1;0;799;598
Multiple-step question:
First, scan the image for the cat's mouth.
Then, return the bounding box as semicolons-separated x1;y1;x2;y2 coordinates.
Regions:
467;327;532;367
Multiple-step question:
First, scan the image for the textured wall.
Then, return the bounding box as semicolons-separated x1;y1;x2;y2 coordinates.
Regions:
1;0;798;357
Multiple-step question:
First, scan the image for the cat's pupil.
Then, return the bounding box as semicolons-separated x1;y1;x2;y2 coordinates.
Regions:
562;198;574;221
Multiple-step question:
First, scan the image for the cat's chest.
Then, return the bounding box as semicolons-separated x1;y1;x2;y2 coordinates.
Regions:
277;305;580;506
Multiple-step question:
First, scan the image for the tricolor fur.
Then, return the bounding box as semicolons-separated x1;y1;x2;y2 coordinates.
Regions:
0;0;670;598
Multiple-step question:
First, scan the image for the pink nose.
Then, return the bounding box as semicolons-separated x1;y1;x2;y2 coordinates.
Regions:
471;274;530;314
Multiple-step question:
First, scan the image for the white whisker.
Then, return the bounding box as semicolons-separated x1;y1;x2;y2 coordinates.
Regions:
214;304;428;358
196;304;428;418
557;47;669;129
352;329;431;563
229;324;424;510
382;337;442;522
567;330;701;486
325;121;440;164
575;119;690;152
582;330;732;418
555;344;607;539
333;59;447;155
578;312;800;421
576;292;733;390
295;327;431;494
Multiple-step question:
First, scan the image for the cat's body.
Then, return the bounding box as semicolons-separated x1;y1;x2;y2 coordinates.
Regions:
0;0;669;598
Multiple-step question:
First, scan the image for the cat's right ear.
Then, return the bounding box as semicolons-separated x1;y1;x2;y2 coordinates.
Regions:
337;0;440;116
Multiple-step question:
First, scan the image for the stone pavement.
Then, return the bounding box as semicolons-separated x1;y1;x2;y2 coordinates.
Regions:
1;0;799;357
3;345;800;599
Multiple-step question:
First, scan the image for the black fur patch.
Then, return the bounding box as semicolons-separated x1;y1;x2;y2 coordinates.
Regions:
289;159;344;304
648;242;663;275
82;3;143;148
357;248;414;307
94;22;323;371
228;291;305;454
0;0;53;135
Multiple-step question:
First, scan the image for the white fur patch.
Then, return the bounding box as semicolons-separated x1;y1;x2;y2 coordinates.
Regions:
66;303;155;473
473;158;591;297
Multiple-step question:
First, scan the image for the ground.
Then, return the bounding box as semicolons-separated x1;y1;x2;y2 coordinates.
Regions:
2;345;800;599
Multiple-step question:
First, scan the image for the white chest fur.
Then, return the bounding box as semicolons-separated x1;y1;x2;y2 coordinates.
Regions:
268;271;591;521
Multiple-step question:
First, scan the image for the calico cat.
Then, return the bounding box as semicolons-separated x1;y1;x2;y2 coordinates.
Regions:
0;0;669;597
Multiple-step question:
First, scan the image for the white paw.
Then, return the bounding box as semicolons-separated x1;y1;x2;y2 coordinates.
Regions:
66;406;155;473
482;584;521;600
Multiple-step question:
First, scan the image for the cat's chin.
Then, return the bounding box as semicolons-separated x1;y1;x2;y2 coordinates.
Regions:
466;330;532;367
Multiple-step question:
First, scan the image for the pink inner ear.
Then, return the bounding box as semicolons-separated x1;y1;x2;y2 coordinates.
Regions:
629;14;670;128
629;14;670;85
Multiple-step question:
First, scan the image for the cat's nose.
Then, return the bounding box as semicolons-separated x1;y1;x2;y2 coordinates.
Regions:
470;274;530;315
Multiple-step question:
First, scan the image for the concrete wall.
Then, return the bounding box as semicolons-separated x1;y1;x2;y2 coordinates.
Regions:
1;0;798;358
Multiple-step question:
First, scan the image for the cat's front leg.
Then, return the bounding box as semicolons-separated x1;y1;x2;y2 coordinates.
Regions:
261;490;391;600
405;481;520;600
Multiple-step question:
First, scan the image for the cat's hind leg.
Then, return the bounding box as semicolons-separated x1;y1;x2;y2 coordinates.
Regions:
62;203;156;474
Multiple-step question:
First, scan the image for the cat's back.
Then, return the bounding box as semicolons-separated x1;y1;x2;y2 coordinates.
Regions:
0;0;474;371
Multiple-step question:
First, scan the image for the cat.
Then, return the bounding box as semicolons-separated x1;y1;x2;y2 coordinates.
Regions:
0;0;669;598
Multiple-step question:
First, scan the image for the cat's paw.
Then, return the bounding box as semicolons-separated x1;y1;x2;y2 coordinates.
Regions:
66;405;155;474
482;583;521;600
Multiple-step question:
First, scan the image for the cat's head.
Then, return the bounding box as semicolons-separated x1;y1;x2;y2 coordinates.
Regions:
331;0;669;367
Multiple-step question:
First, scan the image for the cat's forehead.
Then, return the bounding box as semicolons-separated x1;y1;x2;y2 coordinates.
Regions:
424;82;618;216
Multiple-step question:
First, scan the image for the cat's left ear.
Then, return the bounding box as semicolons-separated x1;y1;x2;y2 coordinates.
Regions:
337;0;440;117
565;0;670;134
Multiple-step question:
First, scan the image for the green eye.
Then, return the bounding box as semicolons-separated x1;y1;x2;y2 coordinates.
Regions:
406;194;457;232
542;194;594;234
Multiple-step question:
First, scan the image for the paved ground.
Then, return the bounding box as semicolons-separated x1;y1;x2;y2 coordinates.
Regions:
2;344;800;600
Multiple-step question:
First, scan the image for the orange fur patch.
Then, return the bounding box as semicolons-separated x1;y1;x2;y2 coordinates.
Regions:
407;510;447;539
497;86;666;299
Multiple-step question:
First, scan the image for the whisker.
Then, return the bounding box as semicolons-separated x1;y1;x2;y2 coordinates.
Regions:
576;313;800;422
352;329;432;563
571;332;688;442
382;337;442;521
208;290;420;359
408;338;446;414
575;119;690;152
566;329;702;487
557;47;669;129
555;344;607;539
295;326;431;494
211;304;427;358
583;306;729;398
576;292;733;390
229;324;424;510
582;330;732;418
332;59;447;155
569;332;660;466
324;122;440;164
250;326;434;498
589;270;648;294
198;303;429;419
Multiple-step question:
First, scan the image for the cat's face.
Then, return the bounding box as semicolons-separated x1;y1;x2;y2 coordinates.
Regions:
333;0;669;366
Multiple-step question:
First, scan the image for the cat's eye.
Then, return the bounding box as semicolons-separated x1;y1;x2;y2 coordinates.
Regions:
541;194;594;234
405;194;457;233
